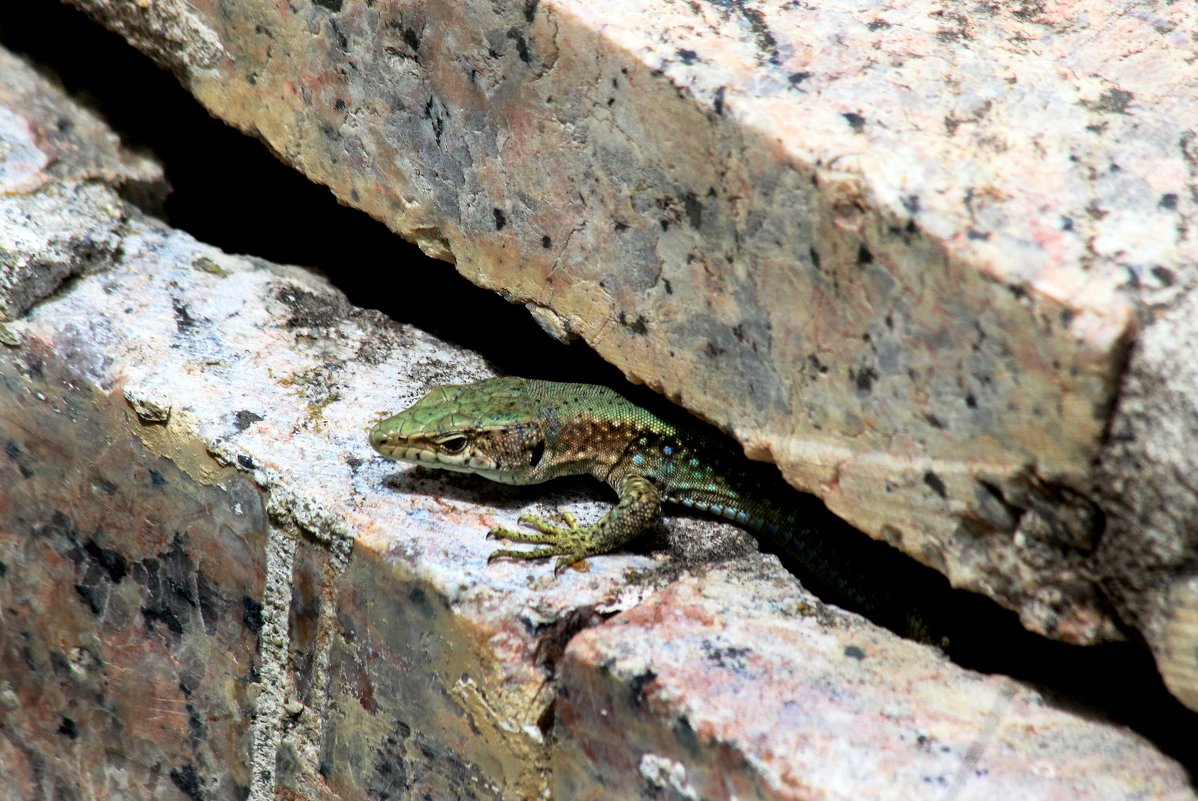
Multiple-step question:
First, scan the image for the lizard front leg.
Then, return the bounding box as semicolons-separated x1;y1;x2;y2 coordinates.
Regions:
487;472;662;573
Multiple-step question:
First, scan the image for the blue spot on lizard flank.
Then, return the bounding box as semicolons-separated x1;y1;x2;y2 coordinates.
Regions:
633;454;644;465
663;445;674;456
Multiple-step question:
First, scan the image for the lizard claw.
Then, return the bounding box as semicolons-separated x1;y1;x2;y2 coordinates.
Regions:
486;544;588;569
553;555;586;575
516;509;580;533
485;510;592;570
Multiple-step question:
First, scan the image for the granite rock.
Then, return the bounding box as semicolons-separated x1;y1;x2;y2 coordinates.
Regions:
556;565;1195;801
0;46;162;321
59;0;1198;708
2;40;1194;800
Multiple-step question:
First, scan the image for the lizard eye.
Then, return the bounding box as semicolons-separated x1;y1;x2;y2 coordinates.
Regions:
436;435;468;454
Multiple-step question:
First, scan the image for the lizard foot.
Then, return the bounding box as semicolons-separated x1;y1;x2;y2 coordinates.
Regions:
486;511;595;573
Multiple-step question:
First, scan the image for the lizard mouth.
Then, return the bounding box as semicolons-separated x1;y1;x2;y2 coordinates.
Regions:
369;425;509;477
378;446;517;484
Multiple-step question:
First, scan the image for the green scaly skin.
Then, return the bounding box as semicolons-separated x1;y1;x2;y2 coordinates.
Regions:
369;377;936;633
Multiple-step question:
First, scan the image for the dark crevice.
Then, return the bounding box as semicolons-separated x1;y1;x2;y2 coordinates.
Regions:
0;1;616;385
1;2;1194;783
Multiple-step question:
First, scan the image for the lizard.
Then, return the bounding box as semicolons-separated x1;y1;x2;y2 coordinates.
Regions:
369;376;939;634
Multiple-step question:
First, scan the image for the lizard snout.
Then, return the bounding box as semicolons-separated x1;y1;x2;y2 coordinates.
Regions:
369;423;393;454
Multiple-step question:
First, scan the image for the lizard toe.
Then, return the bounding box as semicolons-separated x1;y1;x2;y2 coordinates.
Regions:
553;554;589;574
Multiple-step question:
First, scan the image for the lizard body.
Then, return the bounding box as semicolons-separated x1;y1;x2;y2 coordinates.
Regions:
370;377;930;628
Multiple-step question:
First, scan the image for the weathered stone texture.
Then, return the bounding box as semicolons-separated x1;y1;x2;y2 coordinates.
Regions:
555;567;1195;801
59;0;1198;706
1;40;1195;798
0;44;560;799
0;210;573;800
0;46;162;321
3;270;1192;798
0;355;265;801
1095;287;1198;712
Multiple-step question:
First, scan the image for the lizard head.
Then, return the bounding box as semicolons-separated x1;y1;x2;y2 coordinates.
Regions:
369;378;549;484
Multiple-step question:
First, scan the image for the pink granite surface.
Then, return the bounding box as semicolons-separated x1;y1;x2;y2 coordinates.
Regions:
2;11;1197;800
57;1;1198;709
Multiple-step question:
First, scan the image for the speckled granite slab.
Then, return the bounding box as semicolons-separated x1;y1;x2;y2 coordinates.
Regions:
57;0;1198;710
2;40;1194;801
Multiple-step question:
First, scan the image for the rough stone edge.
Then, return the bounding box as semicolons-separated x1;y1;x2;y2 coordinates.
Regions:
1095;285;1198;712
43;0;1198;713
0;45;165;321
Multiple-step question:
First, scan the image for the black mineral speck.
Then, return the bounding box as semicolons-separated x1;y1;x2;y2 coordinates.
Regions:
923;471;947;498
1151;266;1175;287
187;703;204;740
243;596;264;635
401;26;419;52
683;191;703;229
169;763;204;801
713;85;726;115
629;669;657;708
852;366;877;394
618;312;648;335
85;540;128;583
843;111;866;132
141;534;200;637
408;586;434;617
673;714;701;756
172;298;199;332
276;285;346;330
509;29;531;64
233;411;264;432
1089;88;1133;114
76;580;104;616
